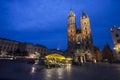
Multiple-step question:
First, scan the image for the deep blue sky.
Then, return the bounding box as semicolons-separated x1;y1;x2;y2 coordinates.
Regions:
0;0;120;50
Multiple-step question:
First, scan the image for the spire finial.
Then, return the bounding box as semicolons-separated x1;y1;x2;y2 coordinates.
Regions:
70;8;72;11
69;8;75;17
82;11;88;18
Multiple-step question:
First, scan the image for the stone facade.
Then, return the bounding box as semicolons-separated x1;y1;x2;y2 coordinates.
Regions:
67;9;95;62
0;38;19;55
111;25;120;61
0;38;49;57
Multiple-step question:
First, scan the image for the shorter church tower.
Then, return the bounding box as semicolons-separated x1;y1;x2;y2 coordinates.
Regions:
80;12;93;51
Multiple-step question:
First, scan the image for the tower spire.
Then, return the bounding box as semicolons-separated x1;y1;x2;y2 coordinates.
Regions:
82;11;88;18
69;8;75;17
70;8;72;11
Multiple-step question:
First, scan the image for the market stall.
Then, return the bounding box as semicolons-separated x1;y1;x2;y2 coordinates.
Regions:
45;54;70;68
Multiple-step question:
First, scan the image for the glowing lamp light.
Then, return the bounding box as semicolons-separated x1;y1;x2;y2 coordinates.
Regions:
113;47;116;50
29;54;35;58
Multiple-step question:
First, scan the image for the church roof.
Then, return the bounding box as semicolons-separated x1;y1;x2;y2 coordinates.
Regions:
81;11;88;19
76;28;81;34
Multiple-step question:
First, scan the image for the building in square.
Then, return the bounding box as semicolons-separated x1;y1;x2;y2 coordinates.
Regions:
111;25;120;61
0;38;49;57
67;9;95;63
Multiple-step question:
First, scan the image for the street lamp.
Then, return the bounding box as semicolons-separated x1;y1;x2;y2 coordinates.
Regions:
35;52;41;59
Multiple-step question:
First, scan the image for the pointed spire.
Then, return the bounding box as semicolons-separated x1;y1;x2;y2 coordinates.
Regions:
113;25;116;27
82;11;88;18
69;8;75;17
70;8;72;11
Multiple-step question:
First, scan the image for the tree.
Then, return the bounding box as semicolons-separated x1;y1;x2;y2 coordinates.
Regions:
22;51;29;56
35;52;41;59
14;49;29;56
102;44;114;62
14;49;21;56
94;46;102;62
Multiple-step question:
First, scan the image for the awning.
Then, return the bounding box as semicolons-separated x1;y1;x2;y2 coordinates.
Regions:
45;54;65;60
65;57;73;60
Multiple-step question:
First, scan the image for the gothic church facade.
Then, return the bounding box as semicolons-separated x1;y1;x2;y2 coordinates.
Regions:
67;9;94;61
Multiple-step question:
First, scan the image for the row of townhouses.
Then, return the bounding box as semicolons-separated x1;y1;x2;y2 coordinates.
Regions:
0;38;50;57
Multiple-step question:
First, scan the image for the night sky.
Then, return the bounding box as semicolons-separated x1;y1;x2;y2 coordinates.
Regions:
0;0;120;50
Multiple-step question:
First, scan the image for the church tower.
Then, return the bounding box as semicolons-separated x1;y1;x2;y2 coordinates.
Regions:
68;9;76;53
80;11;93;50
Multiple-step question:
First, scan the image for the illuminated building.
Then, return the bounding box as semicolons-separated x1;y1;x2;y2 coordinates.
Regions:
67;9;95;62
0;38;19;55
111;25;120;60
0;38;49;57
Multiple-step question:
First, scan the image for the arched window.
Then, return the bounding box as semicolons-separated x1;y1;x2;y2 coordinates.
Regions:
116;33;119;37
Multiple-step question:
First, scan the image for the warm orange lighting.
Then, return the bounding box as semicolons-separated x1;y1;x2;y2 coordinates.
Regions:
29;54;35;58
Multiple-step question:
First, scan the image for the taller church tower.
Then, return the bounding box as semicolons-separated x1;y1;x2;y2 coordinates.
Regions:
68;9;76;54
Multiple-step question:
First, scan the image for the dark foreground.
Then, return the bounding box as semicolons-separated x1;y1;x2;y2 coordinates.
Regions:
0;61;120;80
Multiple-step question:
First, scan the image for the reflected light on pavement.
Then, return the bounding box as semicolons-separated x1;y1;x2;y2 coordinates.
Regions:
45;69;52;78
57;68;63;79
31;66;36;74
66;64;72;72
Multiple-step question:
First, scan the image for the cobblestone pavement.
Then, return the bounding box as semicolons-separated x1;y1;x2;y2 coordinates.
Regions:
0;61;120;80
